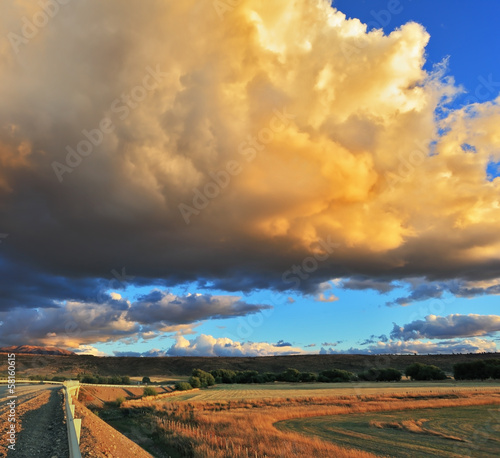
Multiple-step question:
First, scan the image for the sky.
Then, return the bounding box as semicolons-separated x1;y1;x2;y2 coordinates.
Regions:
0;0;500;358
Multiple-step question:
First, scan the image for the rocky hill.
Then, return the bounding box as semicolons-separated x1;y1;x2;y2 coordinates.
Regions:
0;345;76;356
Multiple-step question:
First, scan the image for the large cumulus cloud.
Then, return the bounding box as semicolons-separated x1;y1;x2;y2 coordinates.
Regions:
1;0;500;317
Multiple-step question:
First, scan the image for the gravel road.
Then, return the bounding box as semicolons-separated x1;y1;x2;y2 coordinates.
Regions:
0;384;69;458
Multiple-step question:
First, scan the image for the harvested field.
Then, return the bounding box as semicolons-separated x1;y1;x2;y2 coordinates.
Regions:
79;385;174;409
113;383;500;457
277;404;500;457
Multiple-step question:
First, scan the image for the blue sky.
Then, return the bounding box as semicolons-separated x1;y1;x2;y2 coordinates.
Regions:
1;0;500;357
335;0;500;108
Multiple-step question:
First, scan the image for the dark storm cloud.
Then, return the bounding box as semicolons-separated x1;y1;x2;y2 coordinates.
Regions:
128;291;272;325
340;277;396;293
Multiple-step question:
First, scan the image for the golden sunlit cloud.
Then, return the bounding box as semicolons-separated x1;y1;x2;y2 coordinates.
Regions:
0;0;499;303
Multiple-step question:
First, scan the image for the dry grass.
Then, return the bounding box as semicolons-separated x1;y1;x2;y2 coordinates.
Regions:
119;387;500;457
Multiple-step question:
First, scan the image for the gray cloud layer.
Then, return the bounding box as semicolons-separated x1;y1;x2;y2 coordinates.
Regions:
391;314;500;340
0;291;271;347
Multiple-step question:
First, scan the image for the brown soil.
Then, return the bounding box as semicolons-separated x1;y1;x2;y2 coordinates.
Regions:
79;386;173;409
74;399;152;458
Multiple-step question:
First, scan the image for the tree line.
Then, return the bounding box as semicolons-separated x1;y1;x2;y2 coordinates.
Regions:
174;362;472;390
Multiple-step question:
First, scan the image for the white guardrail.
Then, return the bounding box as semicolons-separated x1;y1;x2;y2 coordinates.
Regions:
63;381;82;458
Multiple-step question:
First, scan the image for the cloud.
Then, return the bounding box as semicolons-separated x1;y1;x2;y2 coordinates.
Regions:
274;340;292;347
324;338;497;355
74;345;108;356
359;334;389;345
321;341;342;347
319;340;344;354
113;348;167;357
387;278;500;306
304;343;317;348
1;0;500;318
128;290;272;325
391;314;500;340
340;277;396;293
0;291;270;347
166;334;304;357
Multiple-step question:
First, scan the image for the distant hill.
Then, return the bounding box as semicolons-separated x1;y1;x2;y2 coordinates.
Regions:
0;352;499;379
0;345;75;356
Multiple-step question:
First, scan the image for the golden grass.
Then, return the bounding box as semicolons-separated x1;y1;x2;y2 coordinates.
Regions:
121;388;500;458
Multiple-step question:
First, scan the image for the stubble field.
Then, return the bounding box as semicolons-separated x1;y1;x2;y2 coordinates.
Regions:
94;382;500;457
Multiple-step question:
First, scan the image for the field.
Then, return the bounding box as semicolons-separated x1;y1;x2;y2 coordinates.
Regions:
92;382;500;457
277;404;500;457
152;380;500;402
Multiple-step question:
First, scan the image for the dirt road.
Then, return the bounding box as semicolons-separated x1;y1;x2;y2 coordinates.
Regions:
0;384;69;457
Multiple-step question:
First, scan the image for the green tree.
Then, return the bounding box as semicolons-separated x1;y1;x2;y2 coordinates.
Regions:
191;369;215;387
405;363;446;381
210;369;236;384
318;369;357;383
142;376;151;384
189;376;201;388
281;368;302;382
299;372;317;382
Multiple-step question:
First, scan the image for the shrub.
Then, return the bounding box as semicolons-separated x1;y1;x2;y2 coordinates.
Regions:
143;387;157;397
405;363;446;381
81;375;98;384
109;375;121;385
359;368;402;382
319;369;357;383
299;372;317;382
189;376;202;388
142;376;151;384
357;368;378;382
115;396;125;407
454;359;500;380
175;381;193;391
258;372;277;383
210;369;236;384
191;369;216;387
235;370;260;384
280;368;302;383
